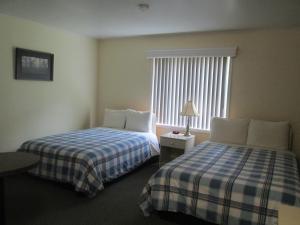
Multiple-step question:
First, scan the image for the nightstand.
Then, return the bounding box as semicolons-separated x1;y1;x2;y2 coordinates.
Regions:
159;132;195;167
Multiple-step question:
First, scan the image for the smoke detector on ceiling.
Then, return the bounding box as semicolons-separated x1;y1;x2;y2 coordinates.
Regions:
137;3;150;11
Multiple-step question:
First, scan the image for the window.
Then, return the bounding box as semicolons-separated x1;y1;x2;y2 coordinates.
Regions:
149;48;236;131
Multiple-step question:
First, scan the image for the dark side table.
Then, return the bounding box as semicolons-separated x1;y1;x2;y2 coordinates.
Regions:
0;152;40;225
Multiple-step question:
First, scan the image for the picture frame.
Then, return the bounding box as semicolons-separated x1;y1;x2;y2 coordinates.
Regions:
15;48;54;81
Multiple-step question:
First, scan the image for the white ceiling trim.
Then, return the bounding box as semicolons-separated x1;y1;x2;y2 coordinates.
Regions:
147;47;238;58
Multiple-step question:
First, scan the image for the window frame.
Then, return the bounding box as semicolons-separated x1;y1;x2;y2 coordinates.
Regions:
148;47;236;132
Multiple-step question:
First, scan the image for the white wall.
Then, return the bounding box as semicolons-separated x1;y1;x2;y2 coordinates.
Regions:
0;14;98;152
98;27;300;159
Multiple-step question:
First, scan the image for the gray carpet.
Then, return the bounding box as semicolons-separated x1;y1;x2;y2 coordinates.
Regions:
5;160;213;225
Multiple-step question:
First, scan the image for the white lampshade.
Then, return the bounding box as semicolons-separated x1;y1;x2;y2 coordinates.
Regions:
181;101;199;116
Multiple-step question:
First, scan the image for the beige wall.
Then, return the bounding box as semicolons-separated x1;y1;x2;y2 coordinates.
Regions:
0;14;98;152
98;27;300;158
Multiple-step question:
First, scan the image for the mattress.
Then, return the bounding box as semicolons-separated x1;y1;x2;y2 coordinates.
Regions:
19;127;159;197
140;141;300;225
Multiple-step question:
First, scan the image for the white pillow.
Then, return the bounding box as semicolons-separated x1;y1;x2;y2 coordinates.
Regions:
247;119;290;151
103;109;126;129
125;109;152;132
210;117;250;145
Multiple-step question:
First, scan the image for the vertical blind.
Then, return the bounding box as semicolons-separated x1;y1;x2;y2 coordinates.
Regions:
151;56;232;131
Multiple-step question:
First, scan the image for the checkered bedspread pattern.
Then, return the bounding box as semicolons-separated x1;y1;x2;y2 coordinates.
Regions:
140;142;300;225
19;128;151;197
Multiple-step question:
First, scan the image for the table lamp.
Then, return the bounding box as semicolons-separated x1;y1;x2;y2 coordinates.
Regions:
181;100;199;136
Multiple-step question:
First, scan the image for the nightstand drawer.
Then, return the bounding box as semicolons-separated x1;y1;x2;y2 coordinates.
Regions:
160;138;186;149
159;133;195;167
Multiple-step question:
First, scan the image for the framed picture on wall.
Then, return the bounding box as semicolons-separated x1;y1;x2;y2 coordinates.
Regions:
15;48;54;81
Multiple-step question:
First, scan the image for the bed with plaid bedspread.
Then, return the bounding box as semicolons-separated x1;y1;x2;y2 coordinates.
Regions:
140;141;300;225
19;127;153;197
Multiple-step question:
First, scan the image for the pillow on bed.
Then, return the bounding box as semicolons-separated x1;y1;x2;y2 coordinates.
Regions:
103;109;126;129
247;119;290;151
125;109;152;132
210;117;250;145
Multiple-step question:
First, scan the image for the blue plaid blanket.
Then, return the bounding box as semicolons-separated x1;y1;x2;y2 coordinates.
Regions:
19;127;152;197
140;142;300;225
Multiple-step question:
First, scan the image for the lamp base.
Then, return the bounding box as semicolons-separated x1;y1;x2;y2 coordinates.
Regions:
184;116;191;136
184;131;191;136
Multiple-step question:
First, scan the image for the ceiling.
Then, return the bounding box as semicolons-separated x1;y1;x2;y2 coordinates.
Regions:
0;0;299;38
